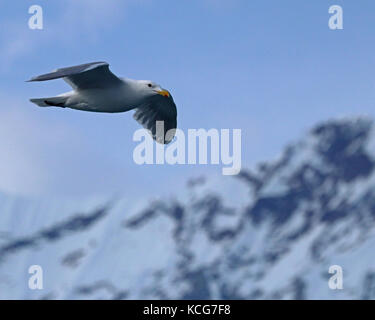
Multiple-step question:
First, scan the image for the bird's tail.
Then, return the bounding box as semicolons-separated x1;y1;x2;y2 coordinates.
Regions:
30;95;68;108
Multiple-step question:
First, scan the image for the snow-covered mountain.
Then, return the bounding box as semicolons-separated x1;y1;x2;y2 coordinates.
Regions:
1;117;375;299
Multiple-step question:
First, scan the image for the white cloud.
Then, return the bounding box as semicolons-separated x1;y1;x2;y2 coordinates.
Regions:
0;92;147;198
0;0;135;70
0;96;80;195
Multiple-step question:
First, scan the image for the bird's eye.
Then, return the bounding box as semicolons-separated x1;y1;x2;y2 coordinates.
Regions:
148;83;152;88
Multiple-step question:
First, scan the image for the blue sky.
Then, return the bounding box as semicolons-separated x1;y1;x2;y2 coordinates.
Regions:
0;0;375;199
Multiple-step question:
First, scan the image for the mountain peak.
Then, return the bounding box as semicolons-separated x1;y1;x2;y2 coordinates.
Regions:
1;117;375;299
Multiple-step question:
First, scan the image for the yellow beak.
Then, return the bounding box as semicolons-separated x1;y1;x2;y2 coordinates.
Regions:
156;89;170;98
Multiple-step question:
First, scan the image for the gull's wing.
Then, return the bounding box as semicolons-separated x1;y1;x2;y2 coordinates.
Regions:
133;95;177;144
27;62;123;90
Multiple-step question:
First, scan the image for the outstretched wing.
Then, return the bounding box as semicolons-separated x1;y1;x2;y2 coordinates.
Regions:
27;62;123;90
133;95;177;144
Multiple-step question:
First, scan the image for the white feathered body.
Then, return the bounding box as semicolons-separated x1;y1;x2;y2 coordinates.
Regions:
28;61;177;144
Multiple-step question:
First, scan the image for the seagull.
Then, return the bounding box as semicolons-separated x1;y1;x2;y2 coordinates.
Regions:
28;61;177;144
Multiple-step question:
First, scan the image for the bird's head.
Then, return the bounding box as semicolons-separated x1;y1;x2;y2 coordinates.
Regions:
137;80;171;99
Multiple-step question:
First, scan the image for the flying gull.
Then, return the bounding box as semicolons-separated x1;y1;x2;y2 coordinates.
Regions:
28;62;177;144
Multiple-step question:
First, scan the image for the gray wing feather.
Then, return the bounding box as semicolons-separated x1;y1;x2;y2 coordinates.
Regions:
27;62;122;89
133;95;177;144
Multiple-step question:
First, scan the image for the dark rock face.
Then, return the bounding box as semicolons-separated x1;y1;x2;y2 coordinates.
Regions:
0;206;109;262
